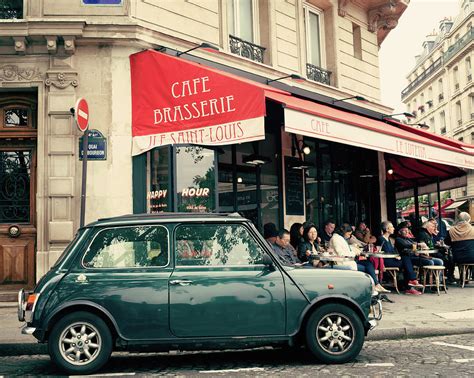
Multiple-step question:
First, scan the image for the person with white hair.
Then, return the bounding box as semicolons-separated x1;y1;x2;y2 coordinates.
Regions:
445;212;474;266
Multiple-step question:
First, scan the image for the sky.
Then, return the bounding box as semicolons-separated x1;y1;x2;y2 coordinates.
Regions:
379;0;459;113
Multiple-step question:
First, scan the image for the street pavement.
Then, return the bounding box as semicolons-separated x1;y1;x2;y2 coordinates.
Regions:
0;334;473;376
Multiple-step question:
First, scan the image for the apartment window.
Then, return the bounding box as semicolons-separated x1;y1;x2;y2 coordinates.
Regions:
471;95;474;120
227;0;258;44
453;66;460;91
427;87;433;107
438;78;444;101
304;5;324;68
0;0;23;19
227;0;265;63
471;132;474;144
456;101;462;126
439;111;446;133
429;117;435;132
466;57;472;82
352;23;362;60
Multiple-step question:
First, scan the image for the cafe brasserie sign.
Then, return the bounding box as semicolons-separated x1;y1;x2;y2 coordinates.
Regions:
130;50;266;155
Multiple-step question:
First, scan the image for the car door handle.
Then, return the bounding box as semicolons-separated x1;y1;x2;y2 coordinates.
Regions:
169;280;193;286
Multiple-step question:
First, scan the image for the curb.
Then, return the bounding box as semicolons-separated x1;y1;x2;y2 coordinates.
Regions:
1;328;474;357
367;326;474;341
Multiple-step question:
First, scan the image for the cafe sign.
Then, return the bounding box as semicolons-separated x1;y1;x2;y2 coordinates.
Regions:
130;50;266;156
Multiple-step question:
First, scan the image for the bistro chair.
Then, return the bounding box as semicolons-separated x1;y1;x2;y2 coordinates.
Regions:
383;267;400;294
457;263;474;288
421;266;447;295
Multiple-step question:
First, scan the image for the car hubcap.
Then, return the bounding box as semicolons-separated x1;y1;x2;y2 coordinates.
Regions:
58;321;102;366
316;313;354;355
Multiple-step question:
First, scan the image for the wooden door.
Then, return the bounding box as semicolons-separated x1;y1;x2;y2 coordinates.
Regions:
0;95;37;290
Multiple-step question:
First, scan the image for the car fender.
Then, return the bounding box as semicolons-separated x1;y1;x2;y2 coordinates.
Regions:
40;300;123;341
293;294;368;336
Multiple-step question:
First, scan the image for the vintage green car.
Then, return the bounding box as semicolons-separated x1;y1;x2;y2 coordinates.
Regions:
18;213;380;374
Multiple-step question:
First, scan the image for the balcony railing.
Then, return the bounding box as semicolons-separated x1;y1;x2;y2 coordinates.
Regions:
229;35;265;64
0;0;23;19
444;28;474;63
306;63;331;86
401;57;443;99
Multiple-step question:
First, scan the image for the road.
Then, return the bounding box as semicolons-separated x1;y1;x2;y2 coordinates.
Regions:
1;334;473;376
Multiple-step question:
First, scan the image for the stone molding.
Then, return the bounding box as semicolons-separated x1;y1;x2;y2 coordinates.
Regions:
368;0;405;33
45;71;78;89
0;64;44;82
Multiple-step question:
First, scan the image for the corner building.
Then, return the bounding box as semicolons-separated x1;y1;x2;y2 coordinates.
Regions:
0;0;472;293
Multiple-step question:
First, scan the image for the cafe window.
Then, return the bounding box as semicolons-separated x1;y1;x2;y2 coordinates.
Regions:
175;223;264;266
148;147;171;213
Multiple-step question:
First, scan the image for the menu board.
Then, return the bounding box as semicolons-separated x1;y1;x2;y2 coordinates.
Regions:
285;156;304;215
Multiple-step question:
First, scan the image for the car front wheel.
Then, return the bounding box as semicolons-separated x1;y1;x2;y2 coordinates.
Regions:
305;303;364;364
48;311;112;374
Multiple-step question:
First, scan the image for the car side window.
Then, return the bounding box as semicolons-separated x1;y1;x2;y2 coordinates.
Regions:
83;226;169;268
175;223;263;266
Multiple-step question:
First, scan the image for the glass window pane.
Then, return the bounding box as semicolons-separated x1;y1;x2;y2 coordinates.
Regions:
176;146;216;212
83;226;169;268
236;144;257;225
227;0;235;35
175;224;263;266
149;147;170;213
239;0;254;42
218;146;235;213
0;151;31;223
308;11;321;67
5;108;28;127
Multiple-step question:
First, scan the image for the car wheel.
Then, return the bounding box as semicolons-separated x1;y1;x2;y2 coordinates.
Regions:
305;303;364;364
48;311;112;374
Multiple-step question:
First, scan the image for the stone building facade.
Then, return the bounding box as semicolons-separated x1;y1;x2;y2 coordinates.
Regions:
401;0;473;214
0;0;416;289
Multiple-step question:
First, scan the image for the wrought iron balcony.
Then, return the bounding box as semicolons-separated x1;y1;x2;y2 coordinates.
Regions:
444;28;474;63
306;63;331;86
229;35;265;63
401;57;443;99
0;0;23;19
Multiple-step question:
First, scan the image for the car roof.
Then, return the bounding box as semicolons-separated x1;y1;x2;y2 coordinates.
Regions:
84;212;248;228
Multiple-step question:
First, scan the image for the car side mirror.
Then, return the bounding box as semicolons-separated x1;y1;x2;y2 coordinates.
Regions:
262;253;274;268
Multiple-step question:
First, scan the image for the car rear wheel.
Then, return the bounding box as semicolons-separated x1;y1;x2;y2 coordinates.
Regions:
48;311;112;374
305;303;364;364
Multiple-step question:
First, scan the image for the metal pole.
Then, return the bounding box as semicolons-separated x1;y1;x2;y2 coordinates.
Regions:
80;131;88;228
437;177;442;227
414;183;420;233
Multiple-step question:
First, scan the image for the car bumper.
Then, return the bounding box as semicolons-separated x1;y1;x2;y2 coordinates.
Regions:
368;293;383;327
21;325;36;335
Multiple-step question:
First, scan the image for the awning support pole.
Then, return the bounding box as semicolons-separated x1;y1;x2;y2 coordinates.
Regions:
414;183;420;232
437;177;442;230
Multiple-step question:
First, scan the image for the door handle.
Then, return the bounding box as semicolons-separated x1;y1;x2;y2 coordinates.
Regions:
169;280;193;286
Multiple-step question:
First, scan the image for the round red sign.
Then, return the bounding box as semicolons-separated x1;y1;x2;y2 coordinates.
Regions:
74;98;89;132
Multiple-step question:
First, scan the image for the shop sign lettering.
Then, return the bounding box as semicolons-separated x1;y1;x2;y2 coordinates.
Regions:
311;119;330;135
147;190;167;200
181;187;210;197
395;140;427;159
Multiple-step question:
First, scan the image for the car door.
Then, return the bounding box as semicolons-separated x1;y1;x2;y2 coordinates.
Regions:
169;222;286;337
62;224;173;340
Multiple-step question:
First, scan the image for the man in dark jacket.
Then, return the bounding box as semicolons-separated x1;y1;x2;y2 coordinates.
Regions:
446;212;474;264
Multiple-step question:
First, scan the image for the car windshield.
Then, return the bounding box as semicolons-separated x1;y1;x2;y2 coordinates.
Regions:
51;229;85;269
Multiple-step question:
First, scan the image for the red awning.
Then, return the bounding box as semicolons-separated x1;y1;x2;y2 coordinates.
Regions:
130;50;289;156
265;91;474;170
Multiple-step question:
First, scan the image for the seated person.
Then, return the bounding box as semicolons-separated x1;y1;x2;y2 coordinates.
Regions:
297;225;319;263
329;223;389;293
354;221;377;244
397;221;415;239
319;220;335;245
445;212;474;265
271;229;302;265
263;222;278;245
395;227;443;268
377;221;422;295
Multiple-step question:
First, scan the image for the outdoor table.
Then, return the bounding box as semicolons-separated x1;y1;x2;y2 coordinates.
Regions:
312;255;354;268
364;253;400;259
416;249;439;255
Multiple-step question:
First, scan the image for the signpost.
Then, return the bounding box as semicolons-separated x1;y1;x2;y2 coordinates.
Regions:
72;98;90;228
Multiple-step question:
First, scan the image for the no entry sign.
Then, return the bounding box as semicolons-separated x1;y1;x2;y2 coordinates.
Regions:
74;98;89;132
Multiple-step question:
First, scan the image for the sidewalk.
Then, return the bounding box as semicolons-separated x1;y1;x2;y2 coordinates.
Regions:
0;286;473;356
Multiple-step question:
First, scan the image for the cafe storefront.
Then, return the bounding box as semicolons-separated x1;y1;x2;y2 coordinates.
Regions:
130;50;474;232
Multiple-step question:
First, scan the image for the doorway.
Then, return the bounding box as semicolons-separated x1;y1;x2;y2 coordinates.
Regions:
0;93;37;291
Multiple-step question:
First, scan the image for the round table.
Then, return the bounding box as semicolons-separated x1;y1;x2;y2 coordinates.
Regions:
364;253;400;259
415;249;439;255
314;255;354;263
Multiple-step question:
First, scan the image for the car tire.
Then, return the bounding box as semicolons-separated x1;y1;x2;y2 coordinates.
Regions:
305;303;364;364
48;311;113;374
